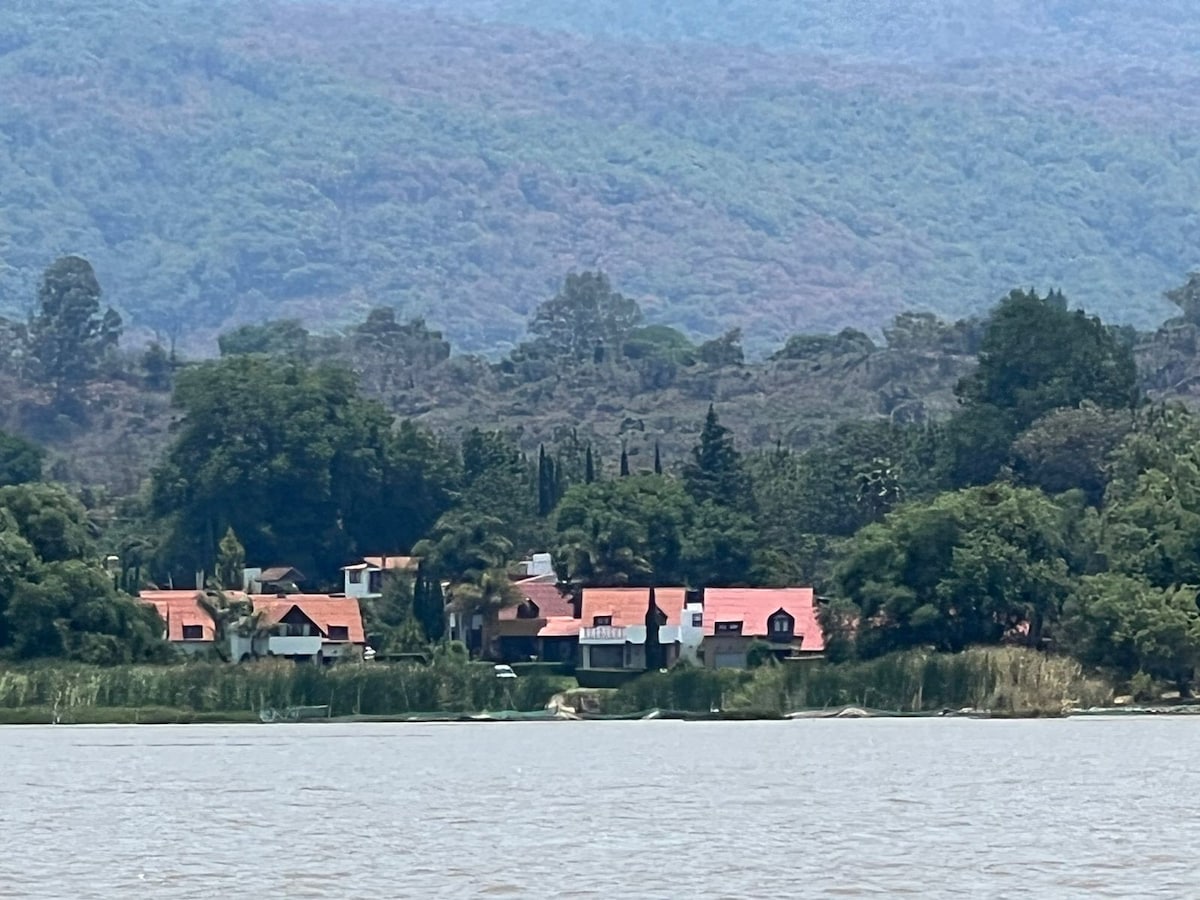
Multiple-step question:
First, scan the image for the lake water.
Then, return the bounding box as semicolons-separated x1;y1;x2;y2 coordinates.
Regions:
1;718;1196;898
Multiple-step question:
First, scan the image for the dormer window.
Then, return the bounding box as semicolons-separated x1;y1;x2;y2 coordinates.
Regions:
593;615;612;627
517;600;540;620
182;624;204;640
691;613;703;627
715;621;742;634
769;609;795;642
348;570;362;584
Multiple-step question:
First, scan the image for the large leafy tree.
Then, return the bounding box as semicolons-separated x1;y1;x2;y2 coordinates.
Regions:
1100;405;1200;588
835;484;1073;657
1009;405;1132;505
0;492;165;663
553;475;692;588
956;288;1139;424
0;483;90;564
27;256;122;408
0;431;44;486
1061;574;1200;688
457;429;540;552
951;288;1138;486
151;356;455;581
527;271;643;363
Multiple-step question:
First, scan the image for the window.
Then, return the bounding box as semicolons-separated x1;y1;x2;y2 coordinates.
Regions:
368;571;382;593
715;621;742;635
348;570;362;584
593;615;612;627
691;613;703;627
772;616;792;634
328;625;350;641
181;624;204;640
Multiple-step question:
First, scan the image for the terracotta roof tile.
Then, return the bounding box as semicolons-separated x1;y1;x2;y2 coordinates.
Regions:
498;582;575;620
253;594;367;644
580;587;687;628
139;590;221;643
702;588;825;651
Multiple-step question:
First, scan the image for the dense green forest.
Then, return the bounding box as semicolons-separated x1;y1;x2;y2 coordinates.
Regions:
1;1;1198;354
6;254;1200;700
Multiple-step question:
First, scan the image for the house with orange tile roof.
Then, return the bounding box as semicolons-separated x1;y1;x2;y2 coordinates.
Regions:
576;587;704;682
140;590;233;655
495;578;580;664
700;588;825;668
139;589;367;664
250;594;368;663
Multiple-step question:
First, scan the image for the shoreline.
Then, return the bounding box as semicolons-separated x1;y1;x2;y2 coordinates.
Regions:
5;703;1199;726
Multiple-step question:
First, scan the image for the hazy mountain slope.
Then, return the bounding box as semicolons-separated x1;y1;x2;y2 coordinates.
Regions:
0;1;1196;354
427;0;1200;66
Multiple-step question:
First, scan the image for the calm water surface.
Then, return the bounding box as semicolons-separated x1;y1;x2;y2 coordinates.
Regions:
1;718;1197;898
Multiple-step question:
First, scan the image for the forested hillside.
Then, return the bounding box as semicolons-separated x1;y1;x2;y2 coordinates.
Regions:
1;1;1198;354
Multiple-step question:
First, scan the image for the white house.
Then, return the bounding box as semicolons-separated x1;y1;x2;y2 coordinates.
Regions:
340;555;420;599
577;587;691;673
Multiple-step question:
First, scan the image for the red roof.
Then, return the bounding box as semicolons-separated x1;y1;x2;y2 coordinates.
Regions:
538;617;583;638
499;581;575;620
701;588;824;651
139;590;243;643
254;594;367;644
580;588;687;627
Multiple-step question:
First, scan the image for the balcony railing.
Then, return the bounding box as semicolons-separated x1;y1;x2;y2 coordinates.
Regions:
267;635;323;656
580;625;627;642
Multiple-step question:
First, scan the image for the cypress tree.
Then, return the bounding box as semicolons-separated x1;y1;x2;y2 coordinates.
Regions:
585;444;595;484
644;586;663;671
653;442;662;475
537;444;553;516
414;569;446;643
620;445;630;477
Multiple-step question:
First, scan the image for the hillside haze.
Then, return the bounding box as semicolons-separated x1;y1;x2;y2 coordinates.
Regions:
1;0;1198;354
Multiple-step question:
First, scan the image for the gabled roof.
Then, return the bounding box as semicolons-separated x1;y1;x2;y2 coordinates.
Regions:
254;594;367;644
498;582;575;621
139;590;222;642
701;588;824;650
579;588;688;628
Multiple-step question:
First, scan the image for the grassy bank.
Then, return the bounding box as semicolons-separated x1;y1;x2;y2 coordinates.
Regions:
0;660;564;723
605;648;1114;717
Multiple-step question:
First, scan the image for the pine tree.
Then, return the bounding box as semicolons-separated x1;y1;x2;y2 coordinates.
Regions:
682;404;751;509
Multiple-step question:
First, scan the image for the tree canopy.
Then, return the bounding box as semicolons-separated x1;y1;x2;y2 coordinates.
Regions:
150;356;456;580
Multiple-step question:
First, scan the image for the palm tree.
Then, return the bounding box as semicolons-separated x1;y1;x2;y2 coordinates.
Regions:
414;510;519;658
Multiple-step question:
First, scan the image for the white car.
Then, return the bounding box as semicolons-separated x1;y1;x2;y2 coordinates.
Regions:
493;664;518;679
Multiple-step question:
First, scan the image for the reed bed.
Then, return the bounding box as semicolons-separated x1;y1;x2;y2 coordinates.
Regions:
608;648;1113;716
0;660;561;718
